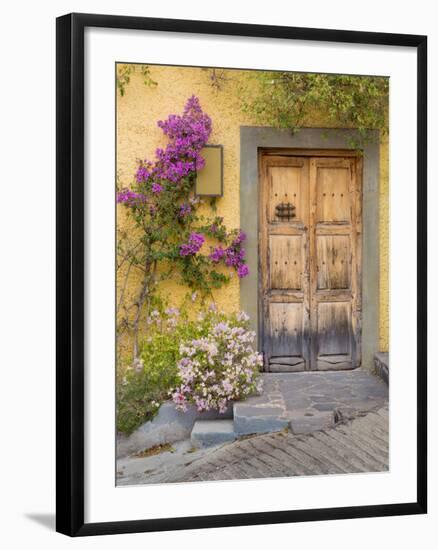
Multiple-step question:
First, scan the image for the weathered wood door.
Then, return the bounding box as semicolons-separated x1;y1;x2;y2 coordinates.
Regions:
260;151;362;371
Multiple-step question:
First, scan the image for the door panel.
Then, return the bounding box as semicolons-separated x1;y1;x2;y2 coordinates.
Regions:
268;302;306;370
317;301;351;355
268;166;305;223
316;166;351;222
260;151;362;371
316;235;350;290
269;235;303;290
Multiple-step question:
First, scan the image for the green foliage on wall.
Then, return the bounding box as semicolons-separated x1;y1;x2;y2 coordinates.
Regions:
116;64;157;96
240;72;389;145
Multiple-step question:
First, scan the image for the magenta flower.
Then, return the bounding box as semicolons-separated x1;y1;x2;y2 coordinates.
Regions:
151;182;163;194
117;98;251;289
131;96;211;187
136;164;152;183
232;230;247;246
152;95;212;183
178;203;192;218
225;246;245;267
209;247;226;263
179;232;205;256
116;189;147;206
120;95;212;218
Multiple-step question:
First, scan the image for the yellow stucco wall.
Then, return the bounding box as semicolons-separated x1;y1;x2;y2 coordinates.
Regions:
117;65;389;355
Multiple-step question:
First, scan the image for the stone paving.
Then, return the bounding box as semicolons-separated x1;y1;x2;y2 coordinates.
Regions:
117;439;219;486
166;406;389;483
234;369;388;436
117;369;388;485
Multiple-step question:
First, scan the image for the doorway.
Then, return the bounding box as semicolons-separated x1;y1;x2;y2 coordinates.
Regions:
259;150;362;371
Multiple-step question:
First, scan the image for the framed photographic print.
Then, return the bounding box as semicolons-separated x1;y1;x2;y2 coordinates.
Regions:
56;12;427;536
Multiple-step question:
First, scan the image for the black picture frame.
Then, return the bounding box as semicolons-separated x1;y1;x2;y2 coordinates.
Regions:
56;12;427;537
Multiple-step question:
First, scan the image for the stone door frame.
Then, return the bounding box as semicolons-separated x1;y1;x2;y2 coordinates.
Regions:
240;127;379;371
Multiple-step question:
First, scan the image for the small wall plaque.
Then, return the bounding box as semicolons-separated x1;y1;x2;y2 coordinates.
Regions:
195;144;223;197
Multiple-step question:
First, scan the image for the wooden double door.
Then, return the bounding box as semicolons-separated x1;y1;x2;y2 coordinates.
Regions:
259;150;362;372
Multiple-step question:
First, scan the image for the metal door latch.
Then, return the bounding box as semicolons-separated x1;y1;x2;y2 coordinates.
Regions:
275;202;296;220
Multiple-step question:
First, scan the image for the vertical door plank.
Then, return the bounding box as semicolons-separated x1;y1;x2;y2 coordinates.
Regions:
309;158;318;369
310;157;361;370
260;155;310;371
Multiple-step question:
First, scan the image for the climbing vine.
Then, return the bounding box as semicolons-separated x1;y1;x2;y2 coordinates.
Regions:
240;72;389;145
117;96;249;361
201;68;230;91
116;64;157;96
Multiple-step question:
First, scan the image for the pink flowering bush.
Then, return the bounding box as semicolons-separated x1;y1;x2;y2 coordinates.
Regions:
117;96;249;360
117;302;263;433
171;309;263;414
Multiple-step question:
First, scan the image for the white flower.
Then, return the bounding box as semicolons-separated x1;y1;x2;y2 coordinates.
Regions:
237;311;250;322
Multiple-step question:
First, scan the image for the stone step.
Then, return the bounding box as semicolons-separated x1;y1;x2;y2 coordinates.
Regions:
233;403;289;436
191;420;236;448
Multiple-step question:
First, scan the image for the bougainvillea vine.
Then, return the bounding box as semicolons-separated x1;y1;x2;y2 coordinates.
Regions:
117;96;249;360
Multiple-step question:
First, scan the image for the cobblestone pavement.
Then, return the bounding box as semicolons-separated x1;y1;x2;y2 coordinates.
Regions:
239;370;388;421
233;369;388;436
165;406;389;483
